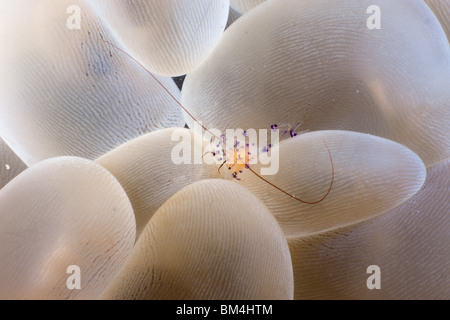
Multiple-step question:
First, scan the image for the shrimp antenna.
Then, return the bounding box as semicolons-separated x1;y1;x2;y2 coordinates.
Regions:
100;39;334;204
246;140;334;204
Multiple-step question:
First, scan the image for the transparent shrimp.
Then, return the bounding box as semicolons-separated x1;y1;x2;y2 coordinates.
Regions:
100;39;334;205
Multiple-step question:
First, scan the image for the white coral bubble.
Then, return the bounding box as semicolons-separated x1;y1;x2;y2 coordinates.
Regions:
91;0;230;77
0;157;136;300
0;0;185;166
96;128;220;237
101;179;293;300
182;0;450;167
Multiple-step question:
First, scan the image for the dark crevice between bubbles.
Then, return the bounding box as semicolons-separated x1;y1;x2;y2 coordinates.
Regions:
172;75;189;129
172;75;186;91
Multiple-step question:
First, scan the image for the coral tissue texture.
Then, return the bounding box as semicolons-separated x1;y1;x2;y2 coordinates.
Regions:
290;160;450;300
96;128;220;237
0;138;27;190
0;157;136;300
238;130;426;237
0;0;184;166
182;0;450;167
101;180;293;300
91;0;230;77
0;0;448;300
230;0;266;13
426;0;450;40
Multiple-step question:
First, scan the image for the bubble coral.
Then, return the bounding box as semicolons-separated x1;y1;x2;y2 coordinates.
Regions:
0;0;448;300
